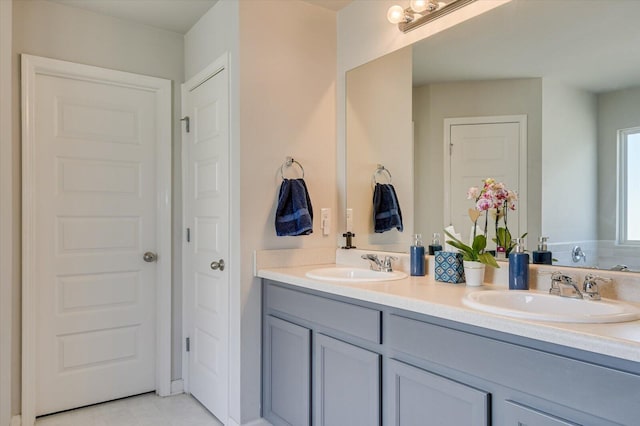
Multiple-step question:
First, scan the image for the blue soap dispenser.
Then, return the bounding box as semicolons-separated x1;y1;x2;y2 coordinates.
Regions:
532;236;553;265
410;234;426;276
509;237;529;290
428;232;443;255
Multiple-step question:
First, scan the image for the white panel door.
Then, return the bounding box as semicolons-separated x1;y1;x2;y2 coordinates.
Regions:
24;56;171;417
183;60;230;422
448;119;524;243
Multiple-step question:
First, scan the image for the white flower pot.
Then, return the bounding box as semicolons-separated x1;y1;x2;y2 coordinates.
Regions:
463;260;485;287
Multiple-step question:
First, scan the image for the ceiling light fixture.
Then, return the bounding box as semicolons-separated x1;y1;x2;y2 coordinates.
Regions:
387;0;477;33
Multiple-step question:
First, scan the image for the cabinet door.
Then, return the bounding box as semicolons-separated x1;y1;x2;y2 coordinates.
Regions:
314;334;381;426
502;400;579;426
386;359;489;426
263;315;311;426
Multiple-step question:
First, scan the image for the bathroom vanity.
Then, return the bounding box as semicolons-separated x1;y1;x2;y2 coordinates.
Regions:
259;267;640;426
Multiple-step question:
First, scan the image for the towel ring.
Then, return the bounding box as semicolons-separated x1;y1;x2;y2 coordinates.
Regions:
372;164;392;188
280;156;305;180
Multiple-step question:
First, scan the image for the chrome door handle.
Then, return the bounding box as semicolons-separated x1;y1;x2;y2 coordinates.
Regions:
210;259;225;271
143;251;158;262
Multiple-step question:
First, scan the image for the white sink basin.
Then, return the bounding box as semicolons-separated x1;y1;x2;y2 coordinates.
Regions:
305;267;407;282
463;290;640;323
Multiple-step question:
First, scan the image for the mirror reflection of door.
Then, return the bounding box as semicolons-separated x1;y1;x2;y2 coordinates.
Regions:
445;116;527;246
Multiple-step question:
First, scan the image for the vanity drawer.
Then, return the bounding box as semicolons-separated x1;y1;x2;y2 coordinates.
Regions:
264;282;381;344
502;400;578;426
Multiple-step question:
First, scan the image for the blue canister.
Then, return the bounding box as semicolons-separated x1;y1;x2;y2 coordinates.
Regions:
410;234;425;276
509;238;529;290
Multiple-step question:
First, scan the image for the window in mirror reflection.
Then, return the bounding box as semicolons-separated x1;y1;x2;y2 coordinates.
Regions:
619;127;640;244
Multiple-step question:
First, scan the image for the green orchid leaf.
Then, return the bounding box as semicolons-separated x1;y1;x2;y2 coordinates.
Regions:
445;239;474;258
478;252;500;268
472;234;487;253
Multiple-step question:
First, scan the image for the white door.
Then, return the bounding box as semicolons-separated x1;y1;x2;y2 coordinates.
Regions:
182;58;230;422
445;116;527;243
22;55;171;419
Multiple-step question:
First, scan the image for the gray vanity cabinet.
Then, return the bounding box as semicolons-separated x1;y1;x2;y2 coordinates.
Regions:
263;315;311;426
314;334;380;426
262;280;640;426
263;281;382;426
385;359;489;426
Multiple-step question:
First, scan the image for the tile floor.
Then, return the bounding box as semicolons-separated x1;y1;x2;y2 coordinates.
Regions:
35;393;223;426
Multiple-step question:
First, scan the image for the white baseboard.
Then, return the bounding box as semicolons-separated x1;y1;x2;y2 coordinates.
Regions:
170;379;184;395
10;415;21;426
238;419;272;426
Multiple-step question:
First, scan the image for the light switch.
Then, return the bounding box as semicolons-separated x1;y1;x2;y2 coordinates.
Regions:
321;208;330;236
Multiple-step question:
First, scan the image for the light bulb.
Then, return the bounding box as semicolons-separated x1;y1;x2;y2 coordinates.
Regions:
387;5;406;24
410;0;428;13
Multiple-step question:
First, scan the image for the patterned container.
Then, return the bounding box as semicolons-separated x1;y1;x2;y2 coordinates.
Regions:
434;251;465;284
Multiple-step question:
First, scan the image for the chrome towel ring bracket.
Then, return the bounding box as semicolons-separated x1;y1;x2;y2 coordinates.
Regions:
280;156;305;180
372;164;392;188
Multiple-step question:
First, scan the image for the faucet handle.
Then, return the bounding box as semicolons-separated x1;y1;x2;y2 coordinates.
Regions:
544;271;576;295
584;273;612;283
383;255;398;262
583;274;613;300
549;271;576;284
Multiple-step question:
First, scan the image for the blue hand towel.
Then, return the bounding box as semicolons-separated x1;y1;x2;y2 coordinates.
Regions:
373;183;403;233
275;178;314;236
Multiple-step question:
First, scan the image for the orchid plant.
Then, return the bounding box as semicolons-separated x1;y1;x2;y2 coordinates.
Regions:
444;230;499;268
466;178;525;255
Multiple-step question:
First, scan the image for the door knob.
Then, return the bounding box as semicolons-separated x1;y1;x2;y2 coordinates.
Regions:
210;259;225;271
143;251;158;262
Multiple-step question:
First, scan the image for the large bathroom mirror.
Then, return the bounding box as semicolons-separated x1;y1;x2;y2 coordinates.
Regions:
345;0;640;271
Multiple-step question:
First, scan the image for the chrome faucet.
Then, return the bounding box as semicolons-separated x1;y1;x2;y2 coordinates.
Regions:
582;274;613;301
549;272;583;299
571;246;587;263
361;254;397;272
609;264;629;272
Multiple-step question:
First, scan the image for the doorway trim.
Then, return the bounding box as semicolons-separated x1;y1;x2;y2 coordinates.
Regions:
21;54;172;425
180;52;230;398
443;115;528;234
0;1;13;425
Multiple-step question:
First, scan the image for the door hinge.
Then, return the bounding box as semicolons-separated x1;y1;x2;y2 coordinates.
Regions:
181;116;190;133
186;337;190;352
186;227;191;243
449;143;453;155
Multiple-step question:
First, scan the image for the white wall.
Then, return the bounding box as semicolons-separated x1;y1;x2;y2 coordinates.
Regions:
1;0;14;422
185;1;337;423
541;79;597;243
346;47;413;251
413;78;543;249
11;0;185;414
184;0;239;82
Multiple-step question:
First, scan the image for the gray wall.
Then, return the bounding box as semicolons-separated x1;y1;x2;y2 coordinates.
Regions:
597;86;640;240
541;79;597;243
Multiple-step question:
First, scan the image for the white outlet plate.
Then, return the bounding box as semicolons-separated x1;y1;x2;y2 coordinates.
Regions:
321;208;330;236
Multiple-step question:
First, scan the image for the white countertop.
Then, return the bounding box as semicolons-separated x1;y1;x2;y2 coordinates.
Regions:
258;264;640;363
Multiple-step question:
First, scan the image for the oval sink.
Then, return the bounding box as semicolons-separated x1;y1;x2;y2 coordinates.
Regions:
305;267;407;282
463;290;640;323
